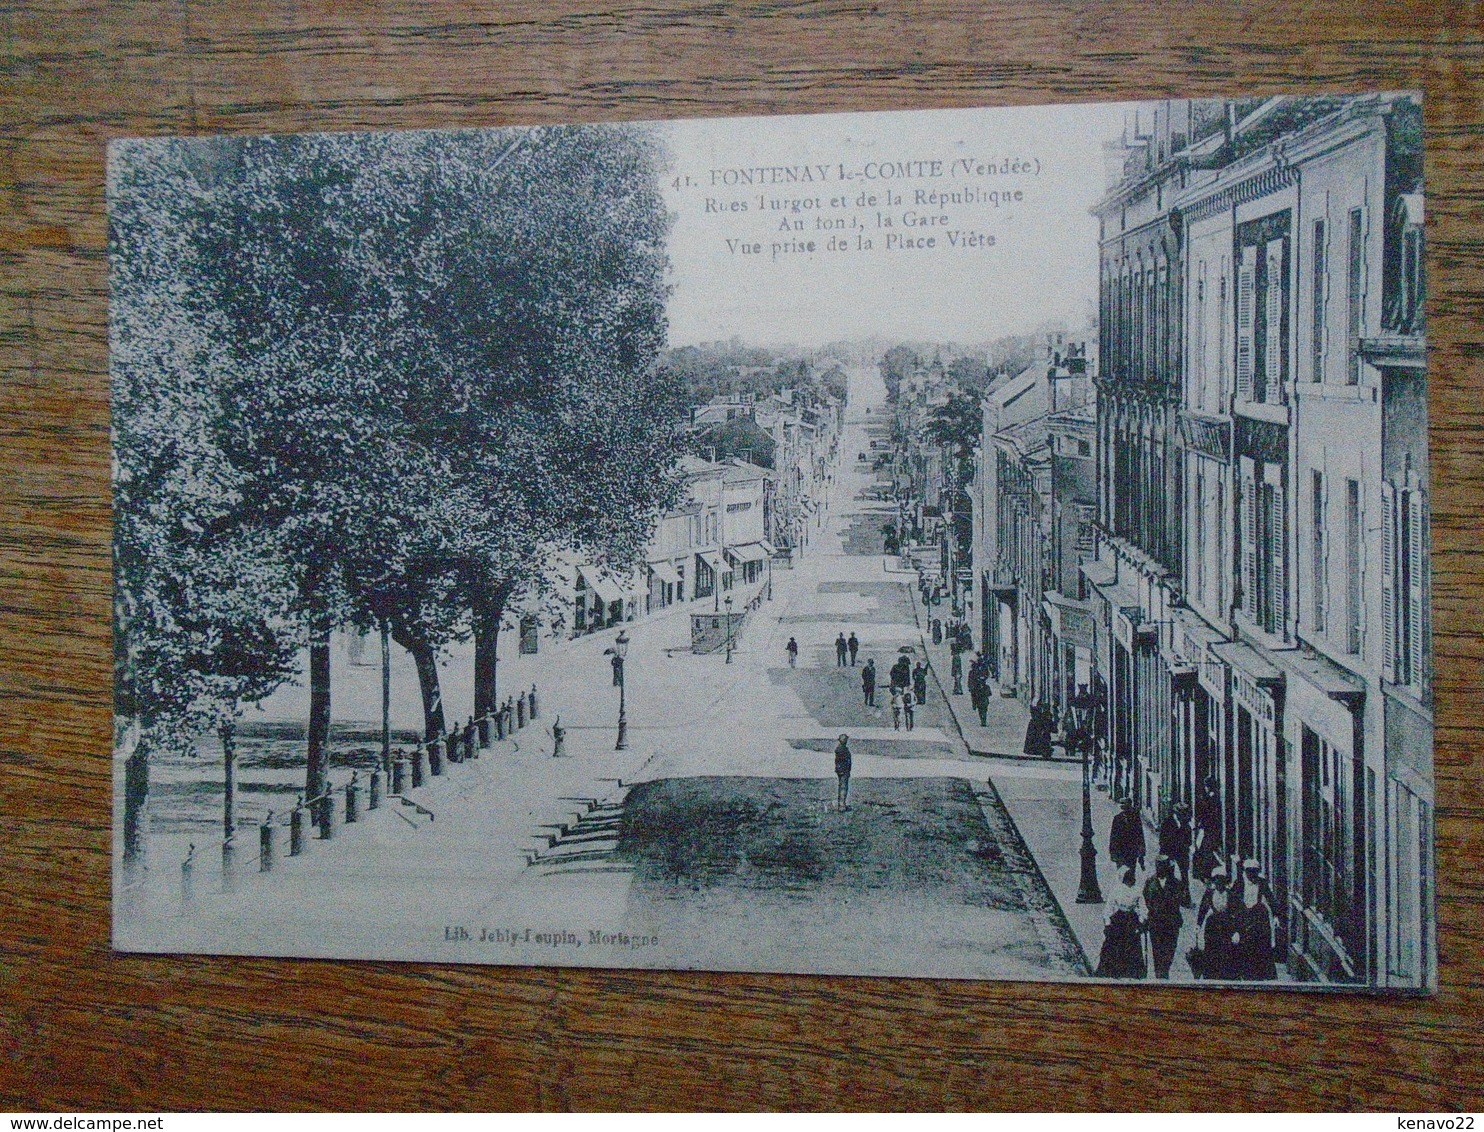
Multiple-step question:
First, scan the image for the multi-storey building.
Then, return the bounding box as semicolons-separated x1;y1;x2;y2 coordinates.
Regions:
1087;94;1430;987
976;335;1097;713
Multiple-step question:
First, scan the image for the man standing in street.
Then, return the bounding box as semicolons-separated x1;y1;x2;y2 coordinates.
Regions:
912;660;928;708
835;632;848;667
861;658;877;706
786;636;799;668
847;631;860;666
890;653;912;693
834;734;853;811
1159;803;1193;905
969;656;990;727
1110;796;1146;872
1143;855;1184;980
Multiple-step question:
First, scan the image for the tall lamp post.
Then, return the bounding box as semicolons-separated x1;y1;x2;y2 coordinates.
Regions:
1074;694;1103;904
610;629;630;751
724;596;734;664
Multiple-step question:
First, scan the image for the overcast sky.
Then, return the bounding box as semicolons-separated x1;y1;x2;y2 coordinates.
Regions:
658;101;1130;348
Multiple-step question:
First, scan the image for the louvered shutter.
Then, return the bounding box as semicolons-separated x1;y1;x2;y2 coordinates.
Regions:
1266;239;1286;400
1380;479;1397;682
1242;460;1258;620
1270;470;1287;639
1321;469;1332;636
1237;246;1257;402
1408;487;1427;690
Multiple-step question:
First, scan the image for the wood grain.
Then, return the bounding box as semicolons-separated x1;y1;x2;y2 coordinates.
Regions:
2;0;1482;1111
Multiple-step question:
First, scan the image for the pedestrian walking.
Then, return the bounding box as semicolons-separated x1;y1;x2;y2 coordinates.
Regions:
786;636;799;668
932;618;943;645
1191;867;1240;980
1143;855;1184;979
902;687;916;731
847;632;859;665
1231;860;1279;980
889;654;912;692
1095;866;1149;979
1159;803;1193;905
1109;796;1147;872
835;632;848;667
969;657;990;726
861;658;877;706
1023;701;1054;759
912;660;928;707
890;686;903;730
950;647;963;695
550;716;566;757
1192;776;1223;883
834;734;853;811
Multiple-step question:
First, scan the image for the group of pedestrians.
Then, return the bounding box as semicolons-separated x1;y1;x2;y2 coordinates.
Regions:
879;653;930;731
1095;795;1282;982
834;631;860;666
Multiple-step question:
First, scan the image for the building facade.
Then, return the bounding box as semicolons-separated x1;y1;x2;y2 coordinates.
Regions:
1087;94;1430;987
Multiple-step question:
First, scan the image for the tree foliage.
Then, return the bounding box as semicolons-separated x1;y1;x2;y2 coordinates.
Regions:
110;121;686;840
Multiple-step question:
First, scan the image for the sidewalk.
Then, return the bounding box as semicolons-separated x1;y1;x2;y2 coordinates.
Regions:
986;756;1200;981
907;586;1047;760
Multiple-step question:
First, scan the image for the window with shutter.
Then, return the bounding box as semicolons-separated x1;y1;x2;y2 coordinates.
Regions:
1312;470;1326;634
1408;487;1427;690
1219;257;1230;406
1270;468;1287;638
1346;479;1362;655
1237;246;1256;401
1265;239;1286;401
1312;219;1327;382
1195;260;1207;410
1241;460;1258;620
1347;207;1364;385
1380;479;1396;681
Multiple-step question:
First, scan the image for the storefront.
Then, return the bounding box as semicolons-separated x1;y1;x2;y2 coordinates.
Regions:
1281;649;1365;984
1210;640;1285;900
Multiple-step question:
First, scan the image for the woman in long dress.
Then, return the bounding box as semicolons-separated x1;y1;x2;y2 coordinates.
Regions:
1095;866;1149;979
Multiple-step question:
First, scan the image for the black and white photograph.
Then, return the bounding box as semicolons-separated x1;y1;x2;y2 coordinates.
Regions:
110;93;1433;991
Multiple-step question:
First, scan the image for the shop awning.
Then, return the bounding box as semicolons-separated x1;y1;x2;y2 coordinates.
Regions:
696;550;726;575
1278;644;1365;705
1209;639;1283;687
726;542;770;565
648;560;681;586
577;565;626;607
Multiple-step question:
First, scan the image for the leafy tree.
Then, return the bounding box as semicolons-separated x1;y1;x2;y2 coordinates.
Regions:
354;125;685;722
109;140;301;868
880;345;918;403
927;391;983;487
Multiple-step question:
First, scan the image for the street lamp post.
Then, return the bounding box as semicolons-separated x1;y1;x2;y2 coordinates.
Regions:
1073;700;1103;904
612;629;630;751
724;596;734;664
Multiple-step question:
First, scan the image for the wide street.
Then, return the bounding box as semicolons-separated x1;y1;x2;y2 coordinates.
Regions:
124;364;1113;983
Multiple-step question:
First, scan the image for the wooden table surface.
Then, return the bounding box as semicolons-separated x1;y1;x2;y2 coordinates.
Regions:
3;0;1482;1112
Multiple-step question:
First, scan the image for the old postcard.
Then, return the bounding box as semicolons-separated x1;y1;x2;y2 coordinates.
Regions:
110;94;1433;990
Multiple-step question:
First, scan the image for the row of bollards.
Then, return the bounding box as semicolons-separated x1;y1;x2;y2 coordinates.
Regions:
183;686;541;905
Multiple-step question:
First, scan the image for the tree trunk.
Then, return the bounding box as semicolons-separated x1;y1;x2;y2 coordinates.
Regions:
380;621;391;776
221;720;236;838
121;728;149;877
306;617;332;822
472;591;505;734
394;625;446;743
